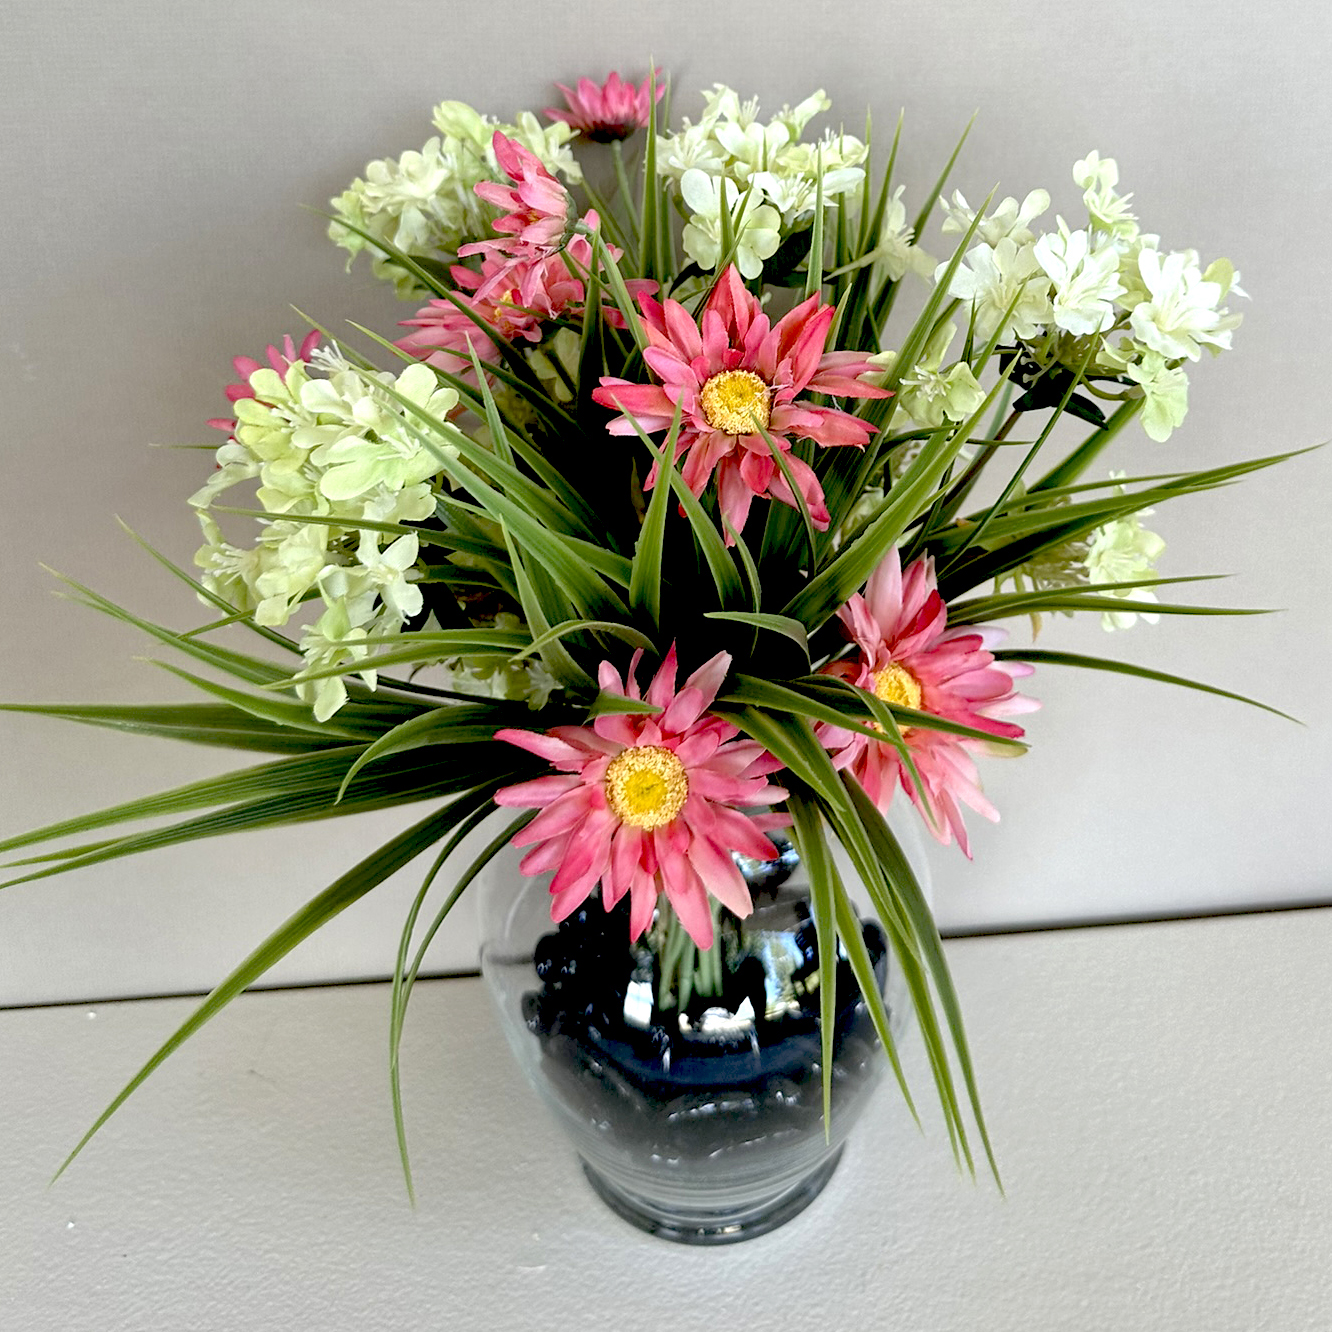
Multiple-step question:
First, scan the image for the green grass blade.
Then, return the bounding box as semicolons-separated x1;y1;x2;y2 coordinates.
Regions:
841;775;1001;1186
0;701;343;755
992;648;1299;722
115;520;301;657
703;612;809;661
388;790;499;1203
501;527;595;692
335;704;513;801
629;401;683;627
0;744;366;856
510;619;657;664
2;750;525;890
52;797;490;1182
391;808;534;1197
787;791;843;1141
144;660;369;740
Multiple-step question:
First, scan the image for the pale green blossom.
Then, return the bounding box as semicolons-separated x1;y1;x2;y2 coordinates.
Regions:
938;237;1053;342
208;359;457;526
679;169;781;279
940;188;1050;247
190;357;459;717
1125;349;1190;442
871;185;934;283
1005;473;1164;631
1034;222;1126;336
330;102;579;297
1129;248;1240;361
772;90;832;139
873;323;985;428
1084;479;1166;631
349;531;423;624
294;599;377;723
1073;151;1139;240
251;521;333;627
658;85;865;276
304;363;457;503
436;615;560;709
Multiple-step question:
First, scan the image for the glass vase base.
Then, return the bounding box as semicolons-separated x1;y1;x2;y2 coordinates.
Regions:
579;1146;845;1246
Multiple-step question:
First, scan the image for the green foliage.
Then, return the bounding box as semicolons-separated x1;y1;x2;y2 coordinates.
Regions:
7;86;1300;1199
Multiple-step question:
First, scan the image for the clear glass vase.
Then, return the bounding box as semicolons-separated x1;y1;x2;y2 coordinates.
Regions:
476;811;930;1244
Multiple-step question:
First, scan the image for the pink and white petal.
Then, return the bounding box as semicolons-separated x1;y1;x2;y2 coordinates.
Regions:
492;773;581;808
661;859;715;949
520;834;571;876
549;807;615;899
517;787;597;845
591;711;642;746
715;459;759;540
702;802;782;862
662;298;705;362
646;642;679;709
493;727;588;769
628;869;659;939
610;823;646;895
687;832;754;918
863;550;904;634
680;650;732;713
765;451;831;527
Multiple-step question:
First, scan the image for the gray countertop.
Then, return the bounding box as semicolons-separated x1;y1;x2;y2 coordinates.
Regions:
4;909;1329;1331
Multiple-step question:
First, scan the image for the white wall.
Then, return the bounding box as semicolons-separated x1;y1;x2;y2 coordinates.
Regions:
2;0;1328;1005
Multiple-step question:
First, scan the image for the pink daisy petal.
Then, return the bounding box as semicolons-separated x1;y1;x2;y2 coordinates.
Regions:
815;547;1037;853
495;644;788;948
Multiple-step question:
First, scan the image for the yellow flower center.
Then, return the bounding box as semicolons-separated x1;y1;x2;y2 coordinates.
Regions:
604;745;689;829
699;370;771;435
871;663;923;712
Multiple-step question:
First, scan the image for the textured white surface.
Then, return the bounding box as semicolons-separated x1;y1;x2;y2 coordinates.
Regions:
4;909;1331;1331
2;0;1330;1004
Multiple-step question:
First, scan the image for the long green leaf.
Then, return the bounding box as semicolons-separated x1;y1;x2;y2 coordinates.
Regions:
0;701;343;755
53;798;489;1181
510;619;657;664
388;790;499;1202
0;744;366;856
145;660;371;741
638;434;743;607
992;648;1299;721
2;750;525;890
841;775;1001;1186
502;527;593;691
115;520;301;657
629;401;683;626
335;704;512;801
787;792;847;1140
946;575;1229;624
390;807;532;1200
704;612;809;659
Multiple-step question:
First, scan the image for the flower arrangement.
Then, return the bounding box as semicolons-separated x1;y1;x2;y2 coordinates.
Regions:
3;69;1296;1193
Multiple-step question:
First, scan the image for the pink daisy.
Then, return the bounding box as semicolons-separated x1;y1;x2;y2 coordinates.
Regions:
817;548;1039;857
207;330;320;432
458;131;577;265
546;69;664;142
494;645;789;949
396;224;653;383
592;265;890;542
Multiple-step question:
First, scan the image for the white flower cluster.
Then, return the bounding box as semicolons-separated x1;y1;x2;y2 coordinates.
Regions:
1013;472;1166;631
435;613;560;710
872;321;986;430
191;352;460;719
656;85;871;279
936;154;1242;441
329;101;581;298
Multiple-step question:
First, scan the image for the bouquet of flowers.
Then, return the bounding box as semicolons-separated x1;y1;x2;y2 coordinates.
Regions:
4;69;1293;1193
